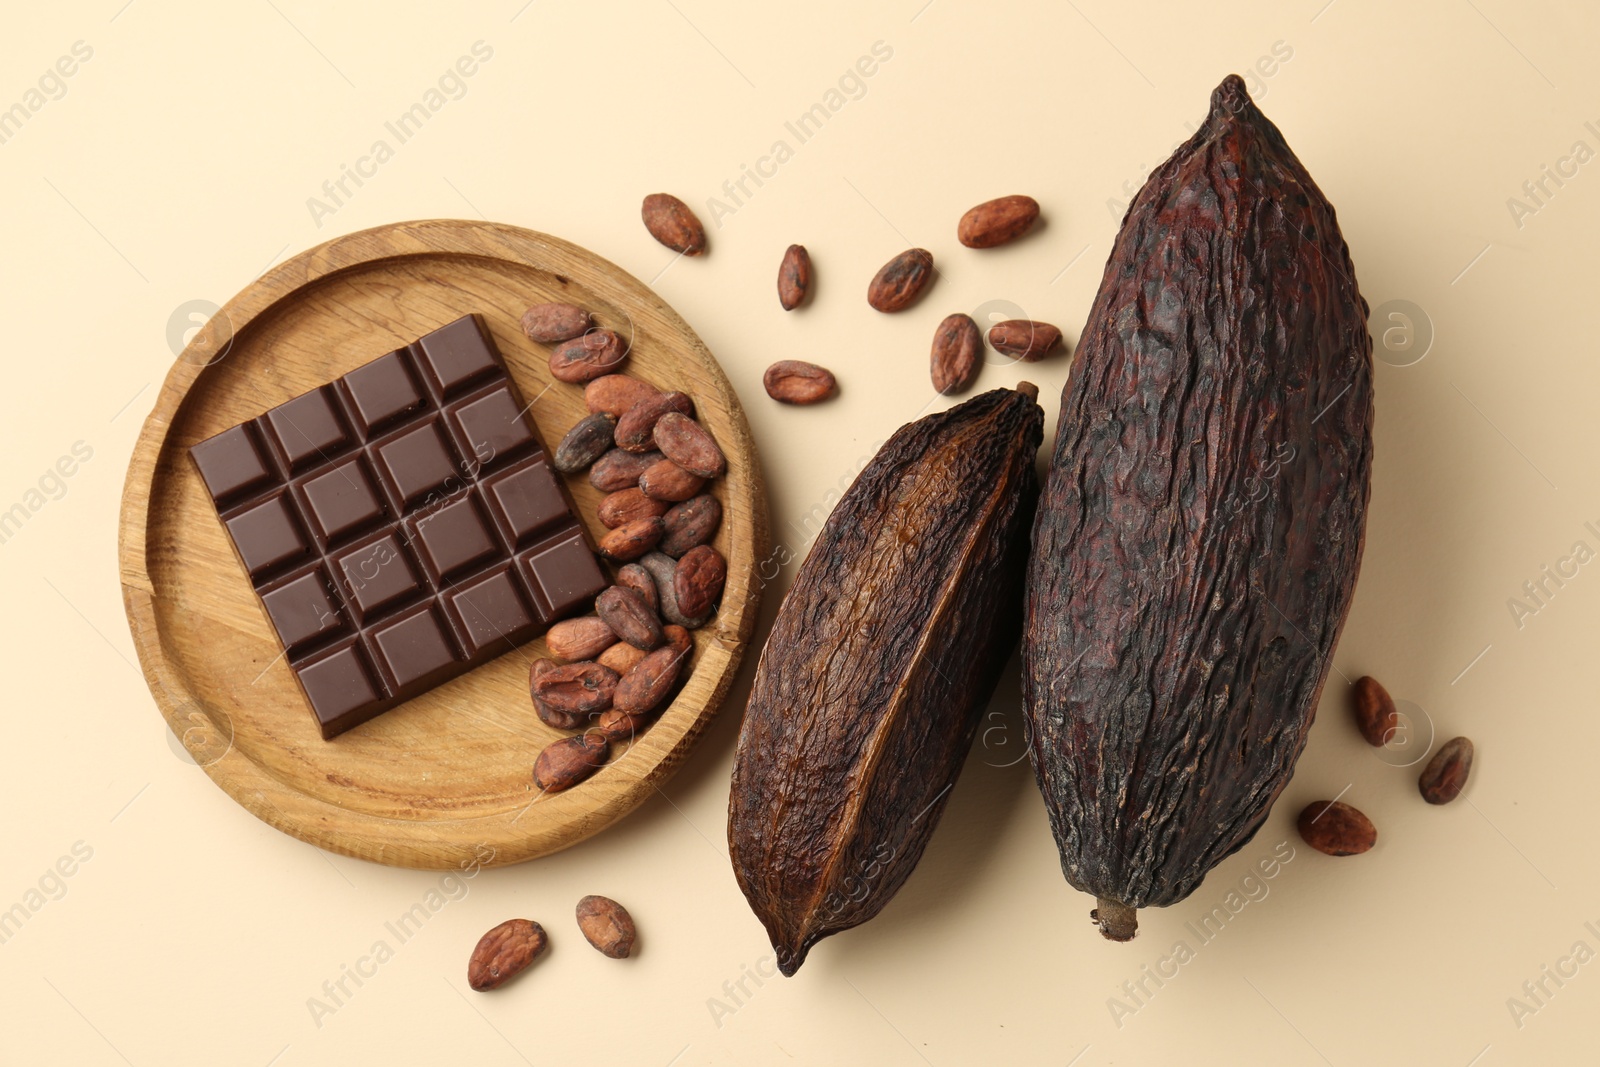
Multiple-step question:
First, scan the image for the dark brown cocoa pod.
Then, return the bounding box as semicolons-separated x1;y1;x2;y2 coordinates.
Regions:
521;303;592;343
615;392;695;452
596;585;665;651
575;895;637;959
533;733;609;793
550;329;629;383
614;644;690;715
597;517;665;562
778;244;811;310
674;545;726;619
1419;736;1474;805
553;413;617;474
590;449;662;492
930;313;982;395
597;488;669;530
468;919;547;991
637;459;705;502
640;552;712;629
659;494;722;558
614;563;660;616
1352;676;1398;747
957;194;1040;248
531;661;620;719
586;374;661;418
728;385;1043;975
987;319;1062;362
763;361;837;405
1297;801;1378;856
641;193;706;255
1023;76;1375;942
866;248;934;312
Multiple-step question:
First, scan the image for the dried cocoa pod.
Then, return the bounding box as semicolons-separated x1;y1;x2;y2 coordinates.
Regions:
763;361;837;405
553;413;617;474
533;732;609;793
1352;676;1398;747
674;545;726;619
866;248;934;312
614;644;689;715
988;320;1062;362
545;616;616;662
728;385;1043;975
641;193;706;256
586;374;661;417
575;895;637;959
1419;736;1474;805
532;661;619;721
615;392;695;452
637;459;705;502
597;641;647;676
957;194;1041;248
590;449;662;492
521;303;592;343
653;412;726;479
468;918;547;991
550;329;629;383
598;517;665;562
640;551;712;629
659;494;722;558
1297;801;1378;856
597;488;669;530
614;563;660;616
1023;76;1375;942
778;244;811;310
596;585;665;651
931;313;982;395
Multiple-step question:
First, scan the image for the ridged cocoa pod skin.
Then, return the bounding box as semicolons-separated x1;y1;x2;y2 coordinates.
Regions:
728;385;1043;976
931;313;982;395
778;244;812;310
866;249;934;312
1419;736;1474;804
1022;75;1375;942
957;194;1040;248
642;193;706;255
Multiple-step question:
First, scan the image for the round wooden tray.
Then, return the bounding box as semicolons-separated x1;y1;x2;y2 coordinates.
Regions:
119;219;768;869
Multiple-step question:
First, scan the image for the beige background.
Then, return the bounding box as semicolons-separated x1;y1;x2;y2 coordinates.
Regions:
2;0;1596;1063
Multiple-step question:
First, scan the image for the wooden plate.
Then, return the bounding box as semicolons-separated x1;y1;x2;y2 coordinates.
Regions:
118;220;768;869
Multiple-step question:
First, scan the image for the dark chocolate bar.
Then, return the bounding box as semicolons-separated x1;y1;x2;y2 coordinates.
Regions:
189;314;606;738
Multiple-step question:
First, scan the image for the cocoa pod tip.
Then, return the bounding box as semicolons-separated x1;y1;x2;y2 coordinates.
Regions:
1014;381;1039;401
1091;898;1138;942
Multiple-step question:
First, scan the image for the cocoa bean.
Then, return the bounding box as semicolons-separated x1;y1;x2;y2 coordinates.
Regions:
531;659;587;730
549;329;629;383
597;641;647;676
596;585;665;651
652;412;726;479
468;918;547;991
594;707;649;742
957;195;1041;248
532;661;620;718
615;392;695;453
598;517;665;561
533;732;609;792
614;644;689;715
597;488;669;529
1419;736;1474;805
521;303;592;343
763;361;837;405
553;413;616;474
638;459;705;502
659;494;722;558
867;249;934;312
575;895;637;959
778;244;811;310
615;563;660;615
1352;676;1397;747
674;544;726;618
545;616;616;662
590;449;662;492
1297;800;1377;856
640;551;712;629
987;319;1062;361
586;374;661;418
931;313;982;395
662;624;692;656
641;193;706;255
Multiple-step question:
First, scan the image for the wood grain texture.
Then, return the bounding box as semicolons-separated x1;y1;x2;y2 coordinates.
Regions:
118;219;769;870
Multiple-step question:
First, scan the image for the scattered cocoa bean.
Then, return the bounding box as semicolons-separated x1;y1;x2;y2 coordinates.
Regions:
640;551;711;629
867;248;934;312
615;563;660;615
550;329;629;383
778;244;811;310
1352;676;1398;747
598;517;666;561
533;732;609;792
653;412;726;479
988;319;1062;361
1296;800;1377;856
575;895;637;959
659;494;722;558
641;193;706;256
614;644;690;715
596;586;665;651
957;195;1041;248
585;374;661;418
930;313;982;395
597;488;669;529
590;449;662;492
553;413;616;474
545;616;617;662
674;545;726;619
597;641;648;676
521;303;592;343
615;392;695;452
468;918;547;991
532;661;620;718
763;361;837;405
638;459;705;502
1419;736;1474;805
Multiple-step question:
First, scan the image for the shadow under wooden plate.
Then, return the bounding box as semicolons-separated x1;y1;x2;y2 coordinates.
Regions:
118;219;768;869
